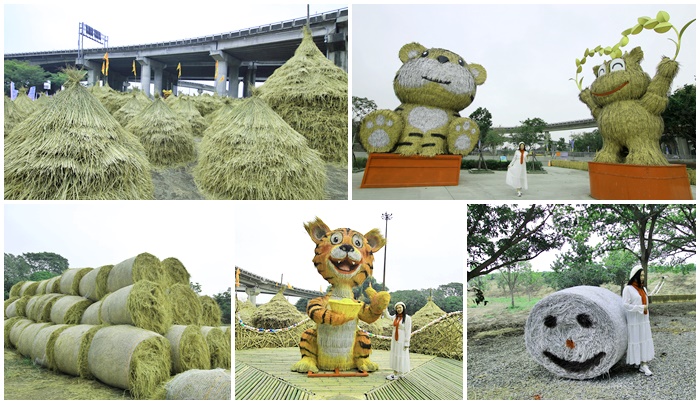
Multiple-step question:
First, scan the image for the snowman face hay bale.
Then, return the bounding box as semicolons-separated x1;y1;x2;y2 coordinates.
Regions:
31;324;70;368
60;267;94;295
200;326;231;369
79;265;114;301
199;295;222;327
165;368;231;400
52;324;103;376
87;324;172;399
124;97;196;168
107;252;163;293
194;96;327;200
162;257;191;287
525;286;627;380
164;324;211;374
166;284;202;325
4;69;154;200
80;301;103;325
100;280;172;335
50;295;93;324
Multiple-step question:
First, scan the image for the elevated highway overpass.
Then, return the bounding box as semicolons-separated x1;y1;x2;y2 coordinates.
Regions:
235;266;323;305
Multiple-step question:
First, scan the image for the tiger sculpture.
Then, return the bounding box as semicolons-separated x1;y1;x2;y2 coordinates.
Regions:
291;217;391;373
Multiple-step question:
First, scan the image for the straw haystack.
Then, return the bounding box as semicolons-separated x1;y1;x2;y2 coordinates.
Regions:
235;297;256;325
107;252;163;293
200;326;230;369
12;91;41;118
113;90;151;127
257;26;348;164
251;289;305;330
194;96;327;200
162;257;190;287
165;368;231;400
124;96;196;167
191;93;225;117
166;284;202;325
205;97;242;126
411;298;447;331
4;69;154;200
4;95;24;135
100;280;172;334
164;324;211;374
199;296;222;327
89;82;127;114
171;96;208;136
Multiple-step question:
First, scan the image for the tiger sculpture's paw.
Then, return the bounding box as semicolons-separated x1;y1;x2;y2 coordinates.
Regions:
369;290;391;315
291;357;319;373
356;358;380;372
447;117;480;155
359;110;404;153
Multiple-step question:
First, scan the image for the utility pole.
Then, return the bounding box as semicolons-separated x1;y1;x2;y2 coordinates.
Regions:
381;212;392;290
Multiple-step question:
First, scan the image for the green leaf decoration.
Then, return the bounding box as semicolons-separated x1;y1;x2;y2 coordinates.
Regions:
577;65;583;74
637;16;651;25
620;36;630;46
643;19;659;29
603;46;612;55
631;23;644;35
656;11;670;23
621;28;633;36
654;21;673;33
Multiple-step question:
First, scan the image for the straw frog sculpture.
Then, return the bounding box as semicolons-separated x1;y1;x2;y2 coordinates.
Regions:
291;217;390;373
359;42;486;156
578;46;679;165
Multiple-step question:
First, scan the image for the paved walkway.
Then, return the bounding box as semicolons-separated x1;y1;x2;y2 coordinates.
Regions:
352;166;696;200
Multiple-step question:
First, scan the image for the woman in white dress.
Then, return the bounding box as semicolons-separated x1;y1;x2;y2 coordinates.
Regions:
383;301;411;380
622;266;655;376
506;142;528;197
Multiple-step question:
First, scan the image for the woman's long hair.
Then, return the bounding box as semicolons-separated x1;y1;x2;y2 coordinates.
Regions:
394;303;407;323
628;268;642;286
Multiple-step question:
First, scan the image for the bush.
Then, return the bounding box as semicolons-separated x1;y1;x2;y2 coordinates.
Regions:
353;156;367;171
550;160;589;171
462;159;544;171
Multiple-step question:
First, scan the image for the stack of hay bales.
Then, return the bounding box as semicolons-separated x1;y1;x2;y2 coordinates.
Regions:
250;289;305;329
4;68;154;200
194;96;327;200
257;25;348;164
3;252;230;399
410;297;447;331
113;90;151;127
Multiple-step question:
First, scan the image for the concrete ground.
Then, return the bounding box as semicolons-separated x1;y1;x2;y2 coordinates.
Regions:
352;166;697;200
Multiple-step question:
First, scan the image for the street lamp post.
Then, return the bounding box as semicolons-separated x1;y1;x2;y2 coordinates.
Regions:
381;212;392;290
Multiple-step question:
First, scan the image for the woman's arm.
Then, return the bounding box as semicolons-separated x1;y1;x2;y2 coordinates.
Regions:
622;286;645;314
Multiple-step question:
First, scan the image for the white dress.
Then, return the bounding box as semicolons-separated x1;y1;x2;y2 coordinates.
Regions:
622;285;655;365
506;150;528;190
383;309;411;374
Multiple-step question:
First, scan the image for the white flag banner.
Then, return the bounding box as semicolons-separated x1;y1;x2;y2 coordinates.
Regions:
10;82;18;100
28;86;36;100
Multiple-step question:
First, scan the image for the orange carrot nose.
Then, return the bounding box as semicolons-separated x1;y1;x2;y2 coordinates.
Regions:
565;339;576;349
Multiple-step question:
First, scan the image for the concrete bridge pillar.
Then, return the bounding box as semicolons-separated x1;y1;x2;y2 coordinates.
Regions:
245;287;261;306
243;63;257;98
210;50;241;97
227;61;241;98
75;57;102;87
326;17;348;72
137;57;166;98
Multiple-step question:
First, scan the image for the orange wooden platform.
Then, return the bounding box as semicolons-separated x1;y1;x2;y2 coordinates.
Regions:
588;162;693;200
360;154;462;188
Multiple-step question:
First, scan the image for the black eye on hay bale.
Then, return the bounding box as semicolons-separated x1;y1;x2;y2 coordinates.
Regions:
199;295;222;327
200;326;231;369
87;324;172;399
80;301;103;325
106;252;163;293
59;267;94;295
52;324;103;377
19;280;40;297
166;284;202;325
31;324;71;368
50;296;93;324
79;265;114;301
165;368;231;400
165;324;211;374
100;280;172;335
193;96;327;200
16;322;52;358
162;257;191;288
525;286;627;380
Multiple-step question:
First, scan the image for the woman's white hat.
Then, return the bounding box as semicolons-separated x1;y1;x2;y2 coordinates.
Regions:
394;301;406;310
629;265;643;281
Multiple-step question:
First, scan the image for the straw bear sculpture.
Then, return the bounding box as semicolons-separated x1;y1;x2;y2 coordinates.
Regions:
360;42;487;157
579;46;679;166
291;217;390;373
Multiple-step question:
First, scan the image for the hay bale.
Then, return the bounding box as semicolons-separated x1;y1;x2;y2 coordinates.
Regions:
23;295;42;320
31;324;70;368
5;297;19;318
113;90;151;127
50;295;93;324
165;368;231;400
60;267;93;295
199;295;222;327
194;96;327;200
166;284;202;325
4;69;154;200
9;318;34;348
236;298;256;325
5;95;24;135
9;281;26;298
17;321;52;358
257;26;348;164
107;252;163;293
4;317;25;347
101;280;172;334
35;278;50;295
162;257;191;287
46;276;62;293
201;326;230;369
251;289;305;329
411;298;447;331
124;97;196;167
165;325;210;374
53;324;102;376
79;265;113;301
81;301;103;325
87;324;172;399
28;293;63;322
19;280;39;296
525;286;628;380
13;295;31;317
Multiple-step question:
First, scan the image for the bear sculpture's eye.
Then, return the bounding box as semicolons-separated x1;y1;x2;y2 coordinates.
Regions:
610;58;626;72
458;59;464;67
330;232;343;245
544;315;557;328
421;51;429;58
576;313;593;328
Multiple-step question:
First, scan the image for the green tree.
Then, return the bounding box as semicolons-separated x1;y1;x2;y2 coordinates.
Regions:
482;130;507;155
21;252;68;276
190;282;202;294
439;296;463;312
571;129;603;153
522;266;545;301
661;83;695;153
550;233;610;289
512;117;547;148
213;287;232;325
603;249;639;294
469;107;493;143
388;290;426;316
353;275;387;304
554;137;568;152
4;60;50;96
500;262;529;308
437;282;462;297
4;253;31;299
295;297;309;313
29;270;55;282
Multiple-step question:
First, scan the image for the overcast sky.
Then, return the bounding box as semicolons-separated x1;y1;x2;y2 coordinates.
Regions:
352;4;696;141
234;201;466;304
4;202;234;296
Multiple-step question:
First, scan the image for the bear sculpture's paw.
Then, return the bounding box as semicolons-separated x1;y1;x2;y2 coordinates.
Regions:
447;118;480;155
360;110;404;153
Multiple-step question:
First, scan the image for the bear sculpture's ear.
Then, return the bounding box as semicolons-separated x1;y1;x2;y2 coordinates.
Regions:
468;63;487;85
399;42;427;63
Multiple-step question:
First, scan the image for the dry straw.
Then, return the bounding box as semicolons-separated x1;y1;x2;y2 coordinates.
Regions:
12;90;41;117
199;295;222;327
4;69;154;200
194;96;327;200
200;326;231;369
162;257;191;287
165;368;231;400
52;324;103;377
19;280;39;296
79;265;113;301
113;90;151;127
191;93;225;117
166;284;202;325
257;26;348;164
251;289;305;329
17;322;52;358
171;96;208;136
46;276;62;293
88;82;127;114
5;297;19;318
9;318;34;348
165;324;211;374
80;301;103;325
411;298;447;331
35;278;50;295
9;281;26;298
125;96;196;167
60;267;94;295
107;252;163;293
87;324;172;399
31;324;70;368
28;293;63;322
4;317;25;347
5;95;24;136
50;295;93;324
14;295;31;317
100;280;172;335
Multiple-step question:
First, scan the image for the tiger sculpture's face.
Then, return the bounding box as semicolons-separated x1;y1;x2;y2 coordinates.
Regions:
304;217;386;290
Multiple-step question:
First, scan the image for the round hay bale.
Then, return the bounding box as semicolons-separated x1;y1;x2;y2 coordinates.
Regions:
60;267;93;295
100;280;172;335
17;322;51;358
79;265;113;301
525;286;628;380
31;324;70;368
35;278;50;295
19;280;40;296
9;281;26;298
4;317;25;347
46;276;62;293
9;318;35;348
13;295;31;317
23;295;41;320
411;298;447;331
50;295;93;324
80;301;103;325
107;253;163;293
5;297;19;318
199;295;222;327
251;289;305;329
28;293;63;322
201;326;230;369
165;368;231;400
53;324;102;376
162;257;190;287
166;284;202;325
87;324;172;399
165;325;210;374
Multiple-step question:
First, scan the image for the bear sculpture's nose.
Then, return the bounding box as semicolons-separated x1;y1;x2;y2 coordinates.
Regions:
339;244;354;252
437;56;449;64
